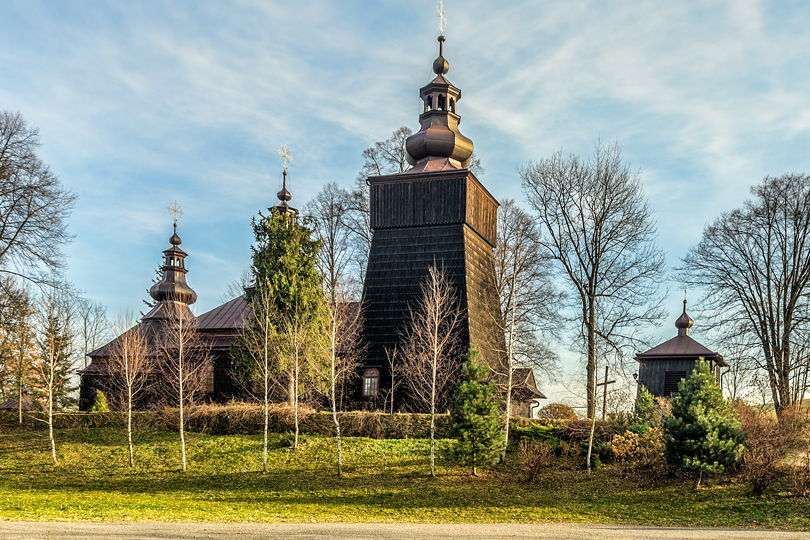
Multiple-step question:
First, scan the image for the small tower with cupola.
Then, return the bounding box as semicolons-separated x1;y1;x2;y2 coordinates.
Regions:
359;34;510;410
635;300;728;397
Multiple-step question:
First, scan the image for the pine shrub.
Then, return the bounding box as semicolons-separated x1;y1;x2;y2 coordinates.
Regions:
89;390;110;413
663;359;745;488
449;348;505;475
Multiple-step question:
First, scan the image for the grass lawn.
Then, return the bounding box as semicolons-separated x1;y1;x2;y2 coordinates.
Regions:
0;428;807;529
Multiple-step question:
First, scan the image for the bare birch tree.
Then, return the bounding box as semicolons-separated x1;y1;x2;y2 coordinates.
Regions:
33;292;75;464
108;314;151;468
306;182;364;473
278;276;329;451
521;143;665;418
158;303;209;471
321;300;361;476
384;345;400;414
491;200;559;457
402;265;462;477
241;281;280;473
682;174;810;413
0;111;76;286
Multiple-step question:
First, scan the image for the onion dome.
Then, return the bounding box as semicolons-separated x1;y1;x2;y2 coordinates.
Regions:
148;223;197;306
273;169;297;215
404;35;474;173
675;299;694;337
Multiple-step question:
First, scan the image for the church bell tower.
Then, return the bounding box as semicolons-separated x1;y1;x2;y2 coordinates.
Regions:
360;35;505;408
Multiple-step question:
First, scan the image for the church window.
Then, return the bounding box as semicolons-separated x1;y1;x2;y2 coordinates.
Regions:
438;94;446;110
362;368;380;397
424;97;430;112
449;97;455;112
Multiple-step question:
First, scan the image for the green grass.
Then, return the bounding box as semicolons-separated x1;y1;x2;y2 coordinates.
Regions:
0;428;807;528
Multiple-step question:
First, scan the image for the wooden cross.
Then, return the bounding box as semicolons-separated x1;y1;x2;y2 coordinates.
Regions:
436;0;446;35
277;144;293;171
167;201;184;224
597;365;616;420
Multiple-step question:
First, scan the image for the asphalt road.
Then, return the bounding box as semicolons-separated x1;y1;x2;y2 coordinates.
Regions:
0;522;807;539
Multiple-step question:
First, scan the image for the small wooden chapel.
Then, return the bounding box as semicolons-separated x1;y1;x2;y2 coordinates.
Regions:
635;300;728;397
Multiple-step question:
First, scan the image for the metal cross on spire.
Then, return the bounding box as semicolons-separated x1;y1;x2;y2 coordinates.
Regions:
167;201;184;224
277;144;293;171
436;0;446;36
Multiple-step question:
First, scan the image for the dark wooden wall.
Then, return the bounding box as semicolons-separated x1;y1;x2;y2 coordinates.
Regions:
361;168;505;412
637;357;723;397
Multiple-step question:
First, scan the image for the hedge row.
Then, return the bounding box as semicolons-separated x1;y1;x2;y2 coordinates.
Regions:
0;405;618;442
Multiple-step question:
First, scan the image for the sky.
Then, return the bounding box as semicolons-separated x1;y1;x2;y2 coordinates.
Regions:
2;0;810;406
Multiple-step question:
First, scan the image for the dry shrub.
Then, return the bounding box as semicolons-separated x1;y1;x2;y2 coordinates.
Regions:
519;441;555;482
609;428;665;475
791;452;810;497
536;403;578;420
737;404;809;496
181;403;311;434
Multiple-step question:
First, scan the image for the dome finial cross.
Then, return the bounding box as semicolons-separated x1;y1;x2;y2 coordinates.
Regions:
167;201;184;225
277;144;293;171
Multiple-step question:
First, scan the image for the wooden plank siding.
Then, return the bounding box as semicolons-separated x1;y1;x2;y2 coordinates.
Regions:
361;168;506;411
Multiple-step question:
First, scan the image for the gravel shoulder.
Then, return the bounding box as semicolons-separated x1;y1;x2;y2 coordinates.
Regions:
0;522;808;540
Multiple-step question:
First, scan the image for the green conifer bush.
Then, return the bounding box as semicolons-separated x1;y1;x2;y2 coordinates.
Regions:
450;348;505;476
89;390;109;412
663;359;745;488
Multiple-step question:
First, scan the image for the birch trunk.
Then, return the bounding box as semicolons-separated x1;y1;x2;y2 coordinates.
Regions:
293;348;300;450
127;387;134;468
179;322;187;472
48;385;56;465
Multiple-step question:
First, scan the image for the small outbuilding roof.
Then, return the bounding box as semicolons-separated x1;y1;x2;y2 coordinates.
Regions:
635;300;727;366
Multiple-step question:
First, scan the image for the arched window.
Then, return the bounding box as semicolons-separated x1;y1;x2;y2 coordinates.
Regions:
424;97;430;112
362;368;380;397
438;94;446;110
449;97;455;112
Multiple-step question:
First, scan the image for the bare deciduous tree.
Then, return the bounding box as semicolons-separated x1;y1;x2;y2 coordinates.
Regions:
108;314;151;468
33;291;75;464
384;345;400;414
321;300;361;476
402;265;462;477
682;174;810;413
0;111;76;285
241;282;279;473
273;277;329;452
307;181;366;474
491;200;560;456
521;143;665;418
307;182;360;300
76;298;109;369
158;304;210;471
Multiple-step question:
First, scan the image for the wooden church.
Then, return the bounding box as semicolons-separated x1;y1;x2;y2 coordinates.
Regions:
79;34;544;415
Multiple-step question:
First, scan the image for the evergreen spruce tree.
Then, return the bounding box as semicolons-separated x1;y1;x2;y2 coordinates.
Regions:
664;359;745;488
234;207;329;449
450;347;505;476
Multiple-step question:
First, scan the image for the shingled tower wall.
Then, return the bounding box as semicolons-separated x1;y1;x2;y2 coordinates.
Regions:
360;36;505;410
